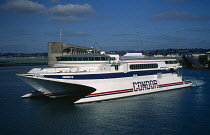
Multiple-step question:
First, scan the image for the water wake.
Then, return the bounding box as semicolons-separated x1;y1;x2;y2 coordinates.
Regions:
184;76;206;87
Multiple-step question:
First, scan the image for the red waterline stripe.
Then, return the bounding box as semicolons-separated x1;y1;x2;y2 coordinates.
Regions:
159;81;183;87
184;80;191;83
87;88;133;97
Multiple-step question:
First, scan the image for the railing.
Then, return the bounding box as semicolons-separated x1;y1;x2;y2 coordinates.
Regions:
17;67;94;74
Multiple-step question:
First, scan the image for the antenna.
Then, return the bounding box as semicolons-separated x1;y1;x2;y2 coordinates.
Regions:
59;27;62;42
95;42;97;54
176;30;179;61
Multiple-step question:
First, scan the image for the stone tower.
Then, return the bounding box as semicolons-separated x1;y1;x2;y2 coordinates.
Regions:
48;42;63;67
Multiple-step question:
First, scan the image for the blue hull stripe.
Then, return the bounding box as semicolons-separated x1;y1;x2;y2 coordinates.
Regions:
44;70;169;80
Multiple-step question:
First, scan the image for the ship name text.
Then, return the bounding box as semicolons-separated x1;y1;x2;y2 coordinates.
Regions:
62;76;74;79
133;80;159;91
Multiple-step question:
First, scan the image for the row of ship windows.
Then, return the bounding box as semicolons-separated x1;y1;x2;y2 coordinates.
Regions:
57;57;116;61
130;64;158;70
165;61;177;64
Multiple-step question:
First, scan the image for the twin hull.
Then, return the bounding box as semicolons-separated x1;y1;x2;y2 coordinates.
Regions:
18;71;192;103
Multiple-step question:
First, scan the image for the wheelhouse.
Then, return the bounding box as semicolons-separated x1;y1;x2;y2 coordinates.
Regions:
56;54;113;61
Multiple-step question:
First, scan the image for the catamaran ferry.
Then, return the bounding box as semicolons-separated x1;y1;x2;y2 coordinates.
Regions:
17;53;192;103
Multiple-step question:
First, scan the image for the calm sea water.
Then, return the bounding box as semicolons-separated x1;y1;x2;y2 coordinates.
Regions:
0;66;209;135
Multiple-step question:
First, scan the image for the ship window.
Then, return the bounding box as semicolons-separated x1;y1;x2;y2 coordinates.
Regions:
165;61;177;64
77;57;83;61
95;57;100;61
83;57;88;61
130;64;158;70
67;57;73;61
89;57;94;61
101;57;105;61
110;57;116;60
73;57;77;61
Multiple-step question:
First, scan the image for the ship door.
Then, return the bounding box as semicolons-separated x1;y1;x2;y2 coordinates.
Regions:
115;65;119;71
123;64;128;73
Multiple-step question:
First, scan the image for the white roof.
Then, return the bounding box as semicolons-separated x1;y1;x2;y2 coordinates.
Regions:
123;53;143;56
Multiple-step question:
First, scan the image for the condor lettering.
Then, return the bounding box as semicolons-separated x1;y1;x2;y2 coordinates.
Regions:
133;80;159;91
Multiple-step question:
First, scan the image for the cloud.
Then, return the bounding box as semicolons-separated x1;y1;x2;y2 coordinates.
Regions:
46;3;94;22
46;3;94;16
49;16;83;22
149;11;210;21
0;0;45;13
0;1;95;23
1;1;94;16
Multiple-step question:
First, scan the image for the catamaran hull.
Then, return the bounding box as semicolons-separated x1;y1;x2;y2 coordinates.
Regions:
17;73;192;103
18;74;96;102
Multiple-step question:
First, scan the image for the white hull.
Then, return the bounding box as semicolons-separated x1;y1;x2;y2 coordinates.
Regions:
76;80;191;103
18;72;192;103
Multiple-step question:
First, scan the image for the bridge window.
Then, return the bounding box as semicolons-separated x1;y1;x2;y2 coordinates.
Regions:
57;56;110;61
130;64;158;70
